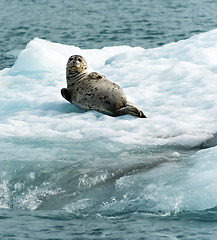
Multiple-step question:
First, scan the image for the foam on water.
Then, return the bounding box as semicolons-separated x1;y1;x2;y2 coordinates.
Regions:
0;29;217;214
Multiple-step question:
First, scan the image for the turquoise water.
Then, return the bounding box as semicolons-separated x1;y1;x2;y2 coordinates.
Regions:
1;0;217;70
1;0;217;239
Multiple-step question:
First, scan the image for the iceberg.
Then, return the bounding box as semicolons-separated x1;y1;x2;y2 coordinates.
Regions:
0;29;217;213
1;31;217;147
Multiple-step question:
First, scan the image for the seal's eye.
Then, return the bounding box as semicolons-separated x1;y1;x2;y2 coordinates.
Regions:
78;58;82;62
69;56;74;61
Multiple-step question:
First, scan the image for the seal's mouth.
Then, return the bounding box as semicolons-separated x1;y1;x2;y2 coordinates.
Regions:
67;61;83;72
68;61;81;69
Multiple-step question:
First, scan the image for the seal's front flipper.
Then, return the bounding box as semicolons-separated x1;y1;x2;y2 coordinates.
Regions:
61;88;71;103
116;105;147;118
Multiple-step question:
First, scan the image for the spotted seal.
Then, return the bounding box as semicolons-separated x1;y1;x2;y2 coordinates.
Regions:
61;55;146;118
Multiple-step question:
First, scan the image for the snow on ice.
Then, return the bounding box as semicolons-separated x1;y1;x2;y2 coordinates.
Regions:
0;29;217;148
0;29;217;213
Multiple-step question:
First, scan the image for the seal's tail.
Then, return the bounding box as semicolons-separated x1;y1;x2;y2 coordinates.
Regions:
116;105;147;118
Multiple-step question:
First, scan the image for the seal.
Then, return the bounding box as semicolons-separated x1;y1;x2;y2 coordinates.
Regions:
61;55;146;118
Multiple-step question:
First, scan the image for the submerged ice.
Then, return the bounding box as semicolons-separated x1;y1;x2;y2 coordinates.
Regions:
0;29;217;214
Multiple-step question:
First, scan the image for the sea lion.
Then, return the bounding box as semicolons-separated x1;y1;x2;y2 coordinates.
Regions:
61;55;146;118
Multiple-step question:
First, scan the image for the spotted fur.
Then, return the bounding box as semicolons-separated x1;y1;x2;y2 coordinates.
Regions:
61;55;146;118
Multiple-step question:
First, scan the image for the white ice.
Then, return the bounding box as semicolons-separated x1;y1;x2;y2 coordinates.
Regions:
1;30;217;147
0;29;217;213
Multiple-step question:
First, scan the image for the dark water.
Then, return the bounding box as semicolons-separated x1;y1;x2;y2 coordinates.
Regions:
1;209;217;239
1;0;217;70
1;0;217;239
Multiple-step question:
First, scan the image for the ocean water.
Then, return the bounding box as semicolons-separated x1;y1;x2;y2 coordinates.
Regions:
1;0;217;239
1;0;217;70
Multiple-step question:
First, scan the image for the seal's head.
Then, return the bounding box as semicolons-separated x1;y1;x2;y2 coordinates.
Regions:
67;55;88;72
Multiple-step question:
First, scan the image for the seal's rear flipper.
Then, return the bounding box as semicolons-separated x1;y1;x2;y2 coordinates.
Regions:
61;88;71;103
116;105;147;118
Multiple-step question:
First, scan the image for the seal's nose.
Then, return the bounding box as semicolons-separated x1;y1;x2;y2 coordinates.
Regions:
74;60;80;68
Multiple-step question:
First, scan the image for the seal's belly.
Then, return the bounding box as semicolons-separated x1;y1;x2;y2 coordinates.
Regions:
70;78;127;112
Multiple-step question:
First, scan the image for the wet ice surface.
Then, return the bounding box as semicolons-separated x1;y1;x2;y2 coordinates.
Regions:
0;29;217;215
